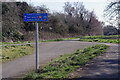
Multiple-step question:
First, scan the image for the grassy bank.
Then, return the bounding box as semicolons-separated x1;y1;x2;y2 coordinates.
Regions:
24;44;108;79
80;35;119;39
1;44;35;63
79;39;120;44
79;35;120;44
0;37;79;45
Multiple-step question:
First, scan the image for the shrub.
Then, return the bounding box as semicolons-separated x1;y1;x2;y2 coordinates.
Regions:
2;3;9;14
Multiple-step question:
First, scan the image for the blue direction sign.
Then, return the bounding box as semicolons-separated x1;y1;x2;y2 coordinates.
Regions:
24;13;48;22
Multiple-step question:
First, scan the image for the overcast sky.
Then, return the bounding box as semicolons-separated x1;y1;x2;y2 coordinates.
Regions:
16;0;110;25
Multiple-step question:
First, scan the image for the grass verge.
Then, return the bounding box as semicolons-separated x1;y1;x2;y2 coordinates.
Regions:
24;44;108;79
0;37;79;45
79;39;120;44
79;35;120;44
80;35;119;39
0;44;35;63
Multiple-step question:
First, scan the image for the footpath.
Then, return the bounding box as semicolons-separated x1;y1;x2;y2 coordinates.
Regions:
69;43;119;79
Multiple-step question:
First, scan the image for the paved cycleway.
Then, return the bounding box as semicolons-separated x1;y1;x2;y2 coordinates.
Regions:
69;43;119;79
1;40;119;79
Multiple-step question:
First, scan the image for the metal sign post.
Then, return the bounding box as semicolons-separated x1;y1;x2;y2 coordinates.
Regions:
35;22;39;72
24;13;48;73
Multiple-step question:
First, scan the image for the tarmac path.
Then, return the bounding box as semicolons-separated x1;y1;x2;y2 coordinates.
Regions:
70;42;119;79
1;40;119;79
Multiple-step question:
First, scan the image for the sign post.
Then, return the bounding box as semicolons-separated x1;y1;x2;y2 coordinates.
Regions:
24;13;48;73
35;22;39;72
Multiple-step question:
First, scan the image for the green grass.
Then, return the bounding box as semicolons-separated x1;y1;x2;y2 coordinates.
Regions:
24;44;108;79
0;37;79;45
79;35;120;44
0;44;35;63
80;35;119;39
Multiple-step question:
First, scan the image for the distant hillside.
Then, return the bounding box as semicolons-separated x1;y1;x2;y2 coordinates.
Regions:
2;2;103;42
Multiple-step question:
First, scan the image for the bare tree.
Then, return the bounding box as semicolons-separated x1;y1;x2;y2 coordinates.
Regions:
63;2;103;35
35;5;49;13
104;0;120;27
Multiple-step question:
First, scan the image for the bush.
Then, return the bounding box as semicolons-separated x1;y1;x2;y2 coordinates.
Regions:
2;3;9;14
5;29;24;41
